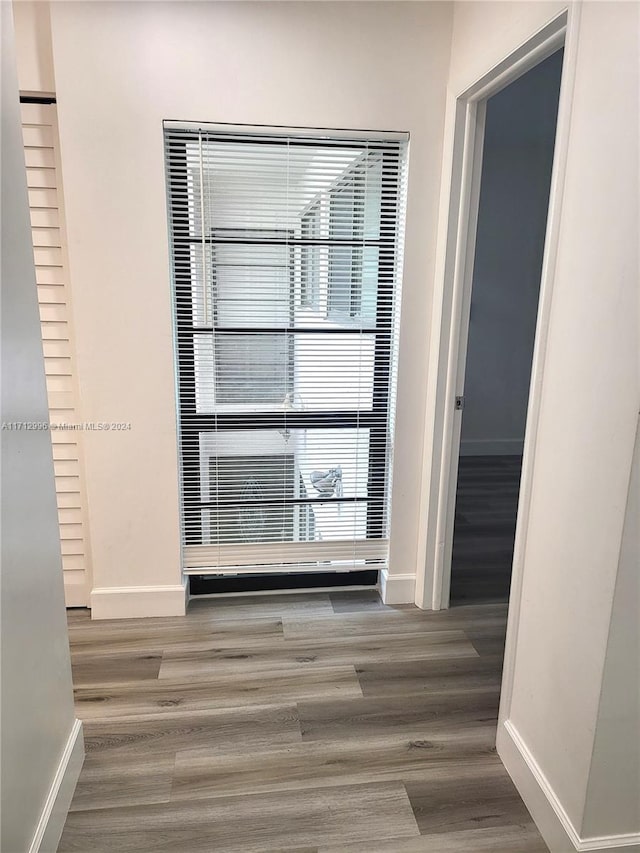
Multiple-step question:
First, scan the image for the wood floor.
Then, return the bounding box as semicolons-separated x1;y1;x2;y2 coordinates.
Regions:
60;590;547;852
451;455;523;604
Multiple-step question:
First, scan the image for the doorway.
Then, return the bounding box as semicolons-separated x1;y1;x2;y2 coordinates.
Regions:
450;50;564;605
416;9;574;614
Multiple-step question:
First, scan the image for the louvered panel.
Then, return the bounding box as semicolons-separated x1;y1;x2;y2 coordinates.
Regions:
24;146;55;168
55;475;81;494
60;524;84;541
50;430;79;446
34;246;63;266
35;265;65;285
48;396;76;412
46;377;75;397
44;357;73;377
26;167;57;189
43;339;71;358
57;492;82;510
31;208;60;228
40;321;69;341
54;458;80;479
28;187;57;209
58;507;83;525
22;124;54;147
22;101;88;606
40;303;69;323
21;102;53;123
53;444;79;462
39;303;68;322
32;227;61;248
51;425;78;442
60;539;83;557
38;285;67;305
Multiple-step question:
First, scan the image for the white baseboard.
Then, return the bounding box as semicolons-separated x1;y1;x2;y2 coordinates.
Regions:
460;438;524;456
498;720;640;853
380;569;416;604
28;718;84;853
63;570;88;608
90;581;187;619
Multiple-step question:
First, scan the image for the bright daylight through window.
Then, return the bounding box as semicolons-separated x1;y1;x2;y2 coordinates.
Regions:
164;124;408;575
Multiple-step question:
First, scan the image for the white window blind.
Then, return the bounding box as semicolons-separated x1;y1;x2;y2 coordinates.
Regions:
164;123;408;574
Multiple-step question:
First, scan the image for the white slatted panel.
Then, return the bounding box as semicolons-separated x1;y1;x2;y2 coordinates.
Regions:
165;124;408;575
21;101;89;606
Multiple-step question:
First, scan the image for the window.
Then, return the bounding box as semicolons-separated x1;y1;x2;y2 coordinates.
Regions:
165;124;408;575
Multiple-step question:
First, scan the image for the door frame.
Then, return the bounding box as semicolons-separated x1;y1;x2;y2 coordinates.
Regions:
415;3;581;650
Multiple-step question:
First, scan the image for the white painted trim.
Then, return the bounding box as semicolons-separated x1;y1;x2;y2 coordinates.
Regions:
380;570;416;605
416;6;571;613
498;718;583;851
460;439;524;456
498;720;640;853
63;573;88;608
498;0;582;729
28;718;84;853
438;99;487;611
580;837;640;852
90;581;187;619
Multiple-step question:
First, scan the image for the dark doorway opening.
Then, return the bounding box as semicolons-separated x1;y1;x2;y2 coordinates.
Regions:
450;49;564;605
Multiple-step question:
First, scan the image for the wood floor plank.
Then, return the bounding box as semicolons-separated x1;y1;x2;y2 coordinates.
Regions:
68;753;174;812
58;782;420;852
405;770;533;835
83;704;301;757
329;589;390;612
68;616;284;654
158;630;478;680
355;656;503;698
186;592;334;622
297;690;500;742
283;609;506;642
319;823;548;852
171;731;498;802
466;634;507;658
71;650;162;686
74;665;362;720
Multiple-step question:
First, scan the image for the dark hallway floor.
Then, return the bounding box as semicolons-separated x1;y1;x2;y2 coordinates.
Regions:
450;455;523;605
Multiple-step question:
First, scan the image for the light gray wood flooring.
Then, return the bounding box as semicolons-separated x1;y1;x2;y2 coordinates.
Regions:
59;590;547;852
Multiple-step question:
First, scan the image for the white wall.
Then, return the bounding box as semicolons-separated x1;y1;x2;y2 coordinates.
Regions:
581;417;640;839
1;5;83;849
29;0;453;615
506;0;638;838
460;50;562;456
437;2;640;848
